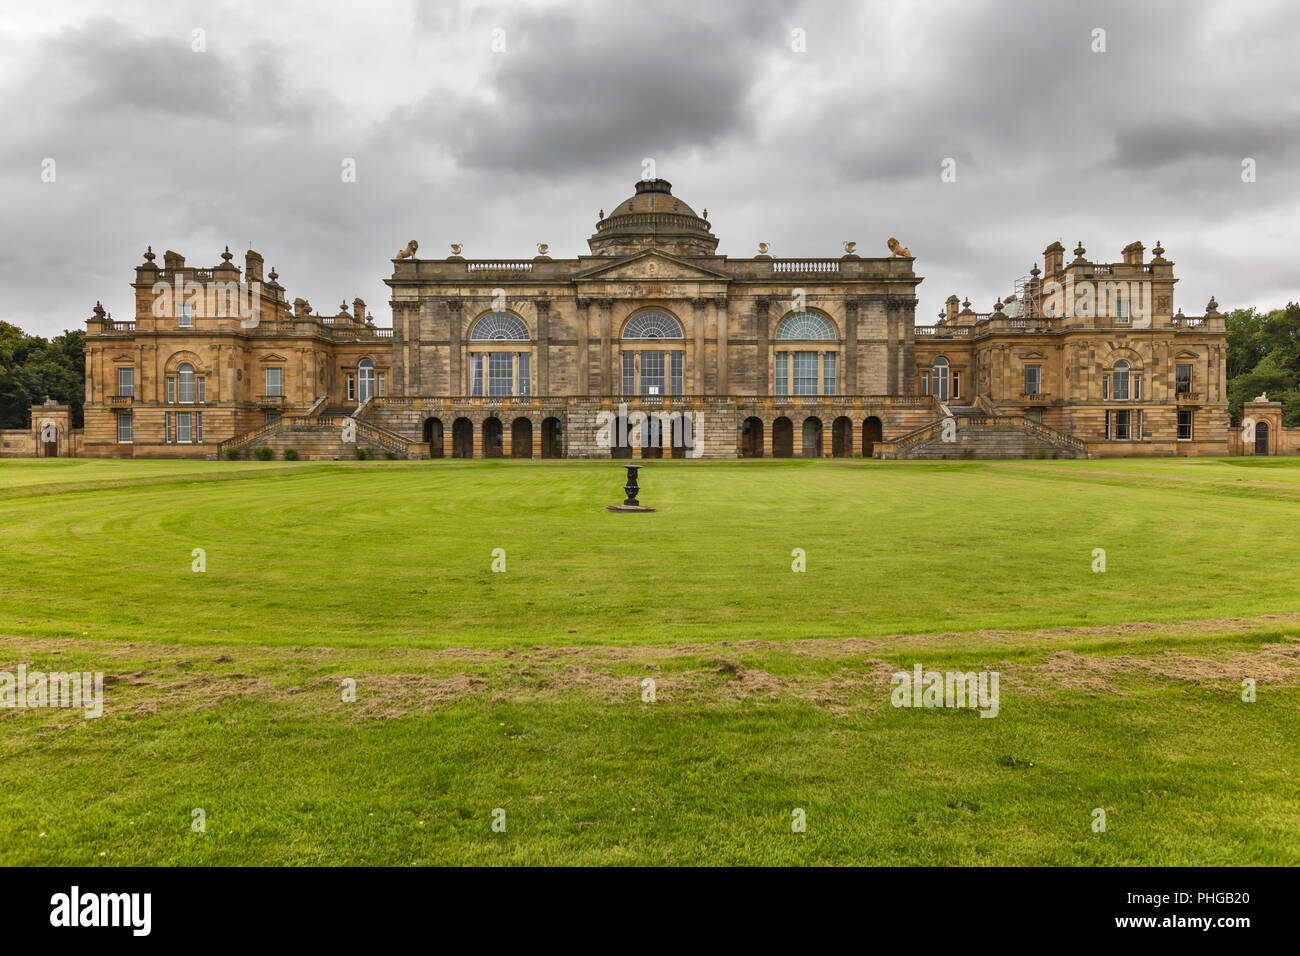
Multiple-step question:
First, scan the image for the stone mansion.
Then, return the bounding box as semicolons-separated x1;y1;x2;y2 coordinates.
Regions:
77;178;1234;460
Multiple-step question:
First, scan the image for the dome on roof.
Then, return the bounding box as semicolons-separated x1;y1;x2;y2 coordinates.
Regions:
588;179;718;257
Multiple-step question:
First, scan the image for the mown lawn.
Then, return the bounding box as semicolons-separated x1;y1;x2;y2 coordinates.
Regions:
0;457;1298;865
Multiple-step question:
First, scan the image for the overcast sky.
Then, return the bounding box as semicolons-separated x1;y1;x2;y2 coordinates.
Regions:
3;0;1298;338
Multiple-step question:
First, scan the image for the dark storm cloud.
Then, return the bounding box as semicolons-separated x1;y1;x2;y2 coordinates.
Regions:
0;0;1298;339
384;3;783;173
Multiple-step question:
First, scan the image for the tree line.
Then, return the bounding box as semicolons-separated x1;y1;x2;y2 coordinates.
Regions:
1226;303;1300;426
0;322;85;429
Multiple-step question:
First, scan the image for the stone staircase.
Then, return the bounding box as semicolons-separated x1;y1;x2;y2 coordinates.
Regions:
215;397;422;460
879;403;1089;460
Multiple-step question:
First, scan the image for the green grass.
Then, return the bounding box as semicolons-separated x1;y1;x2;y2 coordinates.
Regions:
1;456;1298;865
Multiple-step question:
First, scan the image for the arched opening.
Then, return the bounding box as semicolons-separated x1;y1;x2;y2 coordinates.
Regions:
802;417;823;458
358;358;376;403
741;417;764;458
482;417;503;458
642;415;663;459
452;417;474;458
1112;359;1131;401
831;416;852;457
541;417;563;458
932;357;950;403
772;417;794;458
611;415;634;459
862;416;883;458
1256;420;1270;455
670;414;689;459
423;417;444;457
511;417;533;458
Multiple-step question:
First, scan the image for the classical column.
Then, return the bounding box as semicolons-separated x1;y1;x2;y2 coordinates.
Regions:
598;298;613;394
690;297;707;394
447;299;463;397
716;297;729;395
535;296;550;397
885;296;900;395
845;297;859;395
577;297;593;395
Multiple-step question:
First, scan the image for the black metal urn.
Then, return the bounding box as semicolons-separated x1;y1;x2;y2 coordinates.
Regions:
623;465;641;506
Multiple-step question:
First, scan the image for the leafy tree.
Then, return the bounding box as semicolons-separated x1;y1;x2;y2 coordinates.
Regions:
0;322;85;428
1225;303;1300;426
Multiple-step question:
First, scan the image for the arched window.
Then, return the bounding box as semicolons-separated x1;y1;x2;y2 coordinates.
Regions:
470;312;530;341
1112;359;1130;401
358;358;375;402
932;357;950;402
776;311;836;340
178;363;195;404
622;310;683;339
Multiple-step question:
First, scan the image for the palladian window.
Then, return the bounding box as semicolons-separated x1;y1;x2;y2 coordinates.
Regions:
468;313;532;396
775;311;836;340
621;311;685;395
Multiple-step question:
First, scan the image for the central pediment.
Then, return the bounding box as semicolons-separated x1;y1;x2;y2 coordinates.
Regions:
575;250;731;283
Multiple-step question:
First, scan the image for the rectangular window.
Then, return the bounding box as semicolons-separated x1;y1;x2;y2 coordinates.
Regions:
1026;408;1043;423
347;372;357;401
196;412;203;444
1102;375;1109;401
776;353;788;396
178;304;194;328
1178;409;1193;440
516;354;529;396
792;352;818;396
265;412;280;425
824;353;837;396
951;370;959;399
488;352;513;396
265;368;282;397
165;412;172;443
176;411;192;443
178;372;195;404
922;370;930;396
1133;374;1142;401
167;377;175;404
640;350;665;395
197;376;206;404
1110;409;1131;440
1176;364;1192;395
470;355;483;397
117;368;134;397
670;351;683;395
1116;297;1129;324
1113;371;1129;401
116;413;132;443
377;372;387;397
622;352;635;395
1136;409;1143;440
1024;365;1041;395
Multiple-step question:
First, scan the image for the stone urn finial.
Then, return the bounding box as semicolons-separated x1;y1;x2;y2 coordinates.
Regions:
1207;295;1219;313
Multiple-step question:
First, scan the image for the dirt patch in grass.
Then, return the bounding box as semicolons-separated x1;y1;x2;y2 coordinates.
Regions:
2;615;1298;720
